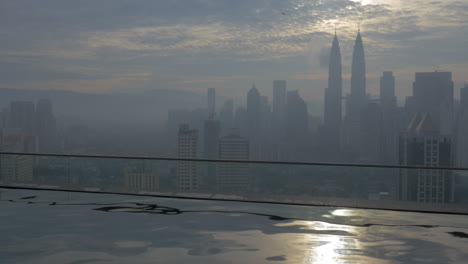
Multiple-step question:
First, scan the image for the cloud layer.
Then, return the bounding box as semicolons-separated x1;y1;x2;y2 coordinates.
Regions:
0;0;467;100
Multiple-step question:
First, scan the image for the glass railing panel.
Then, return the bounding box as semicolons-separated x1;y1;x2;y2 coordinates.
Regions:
1;152;467;214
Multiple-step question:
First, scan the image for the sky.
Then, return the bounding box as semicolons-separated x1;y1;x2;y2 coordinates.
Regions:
0;0;467;108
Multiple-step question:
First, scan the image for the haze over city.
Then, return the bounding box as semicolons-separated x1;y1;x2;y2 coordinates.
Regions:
2;3;468;262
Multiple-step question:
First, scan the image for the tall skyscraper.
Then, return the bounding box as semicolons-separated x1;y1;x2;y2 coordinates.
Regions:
219;99;234;135
380;72;399;164
234;106;247;135
350;30;366;103
259;95;272;137
380;72;396;104
411;72;454;134
343;30;367;158
399;113;454;203
207;88;216;118
35;99;57;153
246;84;261;141
322;33;343;158
176;124;199;190
272;80;287;140
286;90;309;159
203;119;220;159
217;129;250;191
273;80;287;116
360;101;383;162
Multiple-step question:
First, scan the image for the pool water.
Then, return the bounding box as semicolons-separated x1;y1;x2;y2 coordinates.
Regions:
1;188;468;263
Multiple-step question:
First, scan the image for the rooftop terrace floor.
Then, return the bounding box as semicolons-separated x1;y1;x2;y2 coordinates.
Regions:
1;188;468;263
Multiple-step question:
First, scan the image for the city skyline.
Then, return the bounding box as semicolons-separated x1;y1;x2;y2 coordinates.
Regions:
2;2;468;262
1;1;467;173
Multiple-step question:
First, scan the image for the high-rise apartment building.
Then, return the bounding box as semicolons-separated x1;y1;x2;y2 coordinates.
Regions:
124;168;159;191
0;132;36;182
455;84;468;167
176;124;199;190
0;155;34;182
217;129;250;191
399;113;454;203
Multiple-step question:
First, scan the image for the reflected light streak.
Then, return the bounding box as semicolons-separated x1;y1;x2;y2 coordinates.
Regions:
332;209;357;217
297;220;361;264
306;233;347;263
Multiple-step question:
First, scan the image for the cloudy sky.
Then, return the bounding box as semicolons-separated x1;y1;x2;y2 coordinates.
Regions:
1;0;467;106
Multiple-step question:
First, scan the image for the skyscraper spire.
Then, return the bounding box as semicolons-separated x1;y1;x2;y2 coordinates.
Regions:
351;29;366;99
327;32;342;116
321;32;343;159
343;29;368;160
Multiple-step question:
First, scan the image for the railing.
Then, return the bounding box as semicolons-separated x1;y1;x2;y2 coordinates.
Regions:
1;152;468;214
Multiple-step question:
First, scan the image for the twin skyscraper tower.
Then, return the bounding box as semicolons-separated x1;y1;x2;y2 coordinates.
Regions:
322;30;368;161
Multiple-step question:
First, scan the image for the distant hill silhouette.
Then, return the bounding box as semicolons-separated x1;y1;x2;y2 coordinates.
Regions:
0;88;205;126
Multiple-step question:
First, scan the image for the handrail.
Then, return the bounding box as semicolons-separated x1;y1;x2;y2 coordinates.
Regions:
1;151;468;171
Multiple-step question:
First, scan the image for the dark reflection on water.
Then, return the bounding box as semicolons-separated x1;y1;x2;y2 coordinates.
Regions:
94;204;182;215
19;196;37;200
266;255;287;261
1;189;468;263
448;231;468;238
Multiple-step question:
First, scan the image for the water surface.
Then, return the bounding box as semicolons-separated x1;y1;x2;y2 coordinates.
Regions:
1;188;468;263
